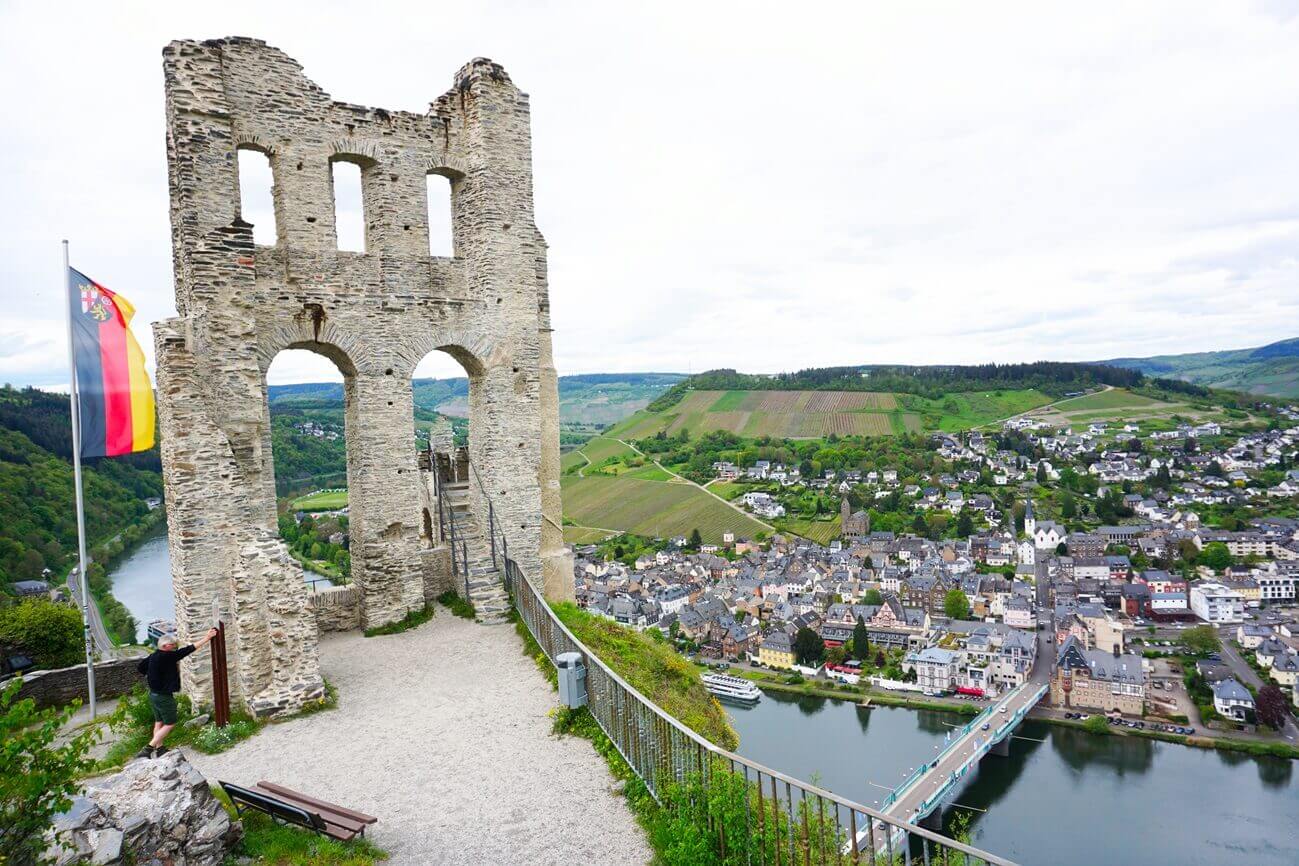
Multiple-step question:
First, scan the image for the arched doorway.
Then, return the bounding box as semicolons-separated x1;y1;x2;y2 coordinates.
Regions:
265;349;351;593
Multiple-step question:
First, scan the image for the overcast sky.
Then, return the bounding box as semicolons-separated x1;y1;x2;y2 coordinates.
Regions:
3;1;1298;387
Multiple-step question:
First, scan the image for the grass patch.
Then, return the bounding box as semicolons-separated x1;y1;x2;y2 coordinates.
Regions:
550;603;738;749
212;788;388;866
363;605;434;637
97;679;342;774
97;687;262;772
290;489;349;512
436;590;476;620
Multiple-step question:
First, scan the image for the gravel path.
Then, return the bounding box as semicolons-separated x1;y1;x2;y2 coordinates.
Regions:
188;612;652;866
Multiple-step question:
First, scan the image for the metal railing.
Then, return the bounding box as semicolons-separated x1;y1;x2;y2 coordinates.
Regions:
505;557;1017;866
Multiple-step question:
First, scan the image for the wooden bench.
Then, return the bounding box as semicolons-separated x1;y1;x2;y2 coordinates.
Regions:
219;780;378;842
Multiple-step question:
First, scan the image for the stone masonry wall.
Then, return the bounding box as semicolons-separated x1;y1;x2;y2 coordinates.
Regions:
5;657;142;711
310;585;362;633
156;37;569;716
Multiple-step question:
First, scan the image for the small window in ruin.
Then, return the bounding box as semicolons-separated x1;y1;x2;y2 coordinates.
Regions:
332;160;366;252
237;149;276;246
427;173;453;257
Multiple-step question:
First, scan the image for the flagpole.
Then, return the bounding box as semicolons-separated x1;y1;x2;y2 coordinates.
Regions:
62;240;97;719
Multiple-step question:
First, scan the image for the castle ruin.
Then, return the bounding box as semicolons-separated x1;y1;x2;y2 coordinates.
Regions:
155;38;572;716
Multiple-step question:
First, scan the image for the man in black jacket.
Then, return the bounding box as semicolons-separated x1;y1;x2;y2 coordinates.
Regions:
135;627;219;758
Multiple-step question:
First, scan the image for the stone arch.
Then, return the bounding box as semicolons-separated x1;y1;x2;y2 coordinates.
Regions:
155;38;571;719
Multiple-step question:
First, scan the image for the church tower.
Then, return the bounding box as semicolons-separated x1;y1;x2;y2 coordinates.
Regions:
1024;497;1036;538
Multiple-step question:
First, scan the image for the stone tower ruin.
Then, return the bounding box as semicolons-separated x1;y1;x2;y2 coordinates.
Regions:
155;37;571;716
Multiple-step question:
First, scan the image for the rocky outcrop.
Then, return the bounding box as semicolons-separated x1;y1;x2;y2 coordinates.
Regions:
46;752;240;866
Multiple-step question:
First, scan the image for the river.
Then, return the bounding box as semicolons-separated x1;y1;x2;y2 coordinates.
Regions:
106;527;332;642
727;689;1298;866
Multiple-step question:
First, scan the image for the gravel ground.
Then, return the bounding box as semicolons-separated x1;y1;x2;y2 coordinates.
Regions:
188;612;652;866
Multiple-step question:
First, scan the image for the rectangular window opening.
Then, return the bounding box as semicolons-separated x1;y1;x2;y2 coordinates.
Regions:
332;161;366;252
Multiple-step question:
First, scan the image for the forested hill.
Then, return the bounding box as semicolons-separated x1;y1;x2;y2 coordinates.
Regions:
1101;337;1299;398
0;386;163;597
648;362;1147;412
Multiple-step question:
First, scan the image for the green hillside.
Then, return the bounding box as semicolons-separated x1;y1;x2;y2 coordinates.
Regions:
0;387;163;643
607;388;1052;440
1102;337;1299;398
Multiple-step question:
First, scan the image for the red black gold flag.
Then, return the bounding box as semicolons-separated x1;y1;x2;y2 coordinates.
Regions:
67;268;155;458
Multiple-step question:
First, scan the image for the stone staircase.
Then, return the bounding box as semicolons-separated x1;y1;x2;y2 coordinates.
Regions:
442;481;511;624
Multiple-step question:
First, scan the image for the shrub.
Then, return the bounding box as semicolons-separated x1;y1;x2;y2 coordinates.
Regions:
0;679;97;865
0;598;84;669
1083;715;1111;735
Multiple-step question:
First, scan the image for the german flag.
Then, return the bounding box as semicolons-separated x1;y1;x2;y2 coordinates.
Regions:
68;268;155;458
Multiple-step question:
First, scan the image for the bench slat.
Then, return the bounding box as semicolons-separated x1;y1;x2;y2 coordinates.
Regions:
256;781;378;824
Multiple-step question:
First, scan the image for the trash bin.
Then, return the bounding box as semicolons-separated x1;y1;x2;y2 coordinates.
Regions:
556;651;587;708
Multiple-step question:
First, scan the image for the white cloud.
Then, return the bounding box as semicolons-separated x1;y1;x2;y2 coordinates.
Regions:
2;1;1297;386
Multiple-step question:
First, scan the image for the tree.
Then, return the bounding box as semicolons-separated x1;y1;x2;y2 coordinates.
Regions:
793;627;825;667
1060;491;1076;519
0;679;97;866
956;510;974;537
912;513;928;536
688;528;703;549
0;599;83;670
862;589;883;606
943;589;971;621
1083;714;1111;735
1198;542;1233;572
874;650;886;669
1181;625;1221;656
852;615;871;661
825;645;848;667
1035;462;1048;483
1256;684;1290;731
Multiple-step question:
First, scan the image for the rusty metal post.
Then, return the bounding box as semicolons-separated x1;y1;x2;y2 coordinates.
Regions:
211;620;230;727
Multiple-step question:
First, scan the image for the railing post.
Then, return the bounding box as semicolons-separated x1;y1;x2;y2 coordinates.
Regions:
489;502;497;569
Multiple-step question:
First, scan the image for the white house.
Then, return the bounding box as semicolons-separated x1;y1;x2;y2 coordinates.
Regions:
907;647;960;695
1211;678;1255;724
1189;581;1245;625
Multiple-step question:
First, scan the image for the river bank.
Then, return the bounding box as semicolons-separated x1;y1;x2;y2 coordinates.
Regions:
727;689;1298;866
750;674;1299;760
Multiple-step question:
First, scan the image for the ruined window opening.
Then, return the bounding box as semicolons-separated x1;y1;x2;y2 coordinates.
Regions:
427;173;453;257
237;148;276;246
331;160;366;252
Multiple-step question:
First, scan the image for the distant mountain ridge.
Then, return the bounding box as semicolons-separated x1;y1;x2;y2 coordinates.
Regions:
1100;337;1299;398
269;372;686;426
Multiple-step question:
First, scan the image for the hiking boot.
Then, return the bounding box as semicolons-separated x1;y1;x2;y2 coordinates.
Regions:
152;745;170;758
134;746;155;760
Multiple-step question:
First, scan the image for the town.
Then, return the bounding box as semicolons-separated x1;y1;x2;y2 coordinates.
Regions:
572;400;1299;739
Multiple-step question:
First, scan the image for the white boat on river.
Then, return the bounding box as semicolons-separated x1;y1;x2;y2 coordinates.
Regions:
702;672;762;704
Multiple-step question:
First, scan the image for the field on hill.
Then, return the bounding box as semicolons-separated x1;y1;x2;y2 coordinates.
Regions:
290;489;348;511
561;474;767;543
611;388;1053;439
1017;387;1232;428
610;389;917;439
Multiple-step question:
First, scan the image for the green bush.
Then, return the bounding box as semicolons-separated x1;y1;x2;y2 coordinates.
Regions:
1083;715;1111;735
0;598;84;669
0;679;97;865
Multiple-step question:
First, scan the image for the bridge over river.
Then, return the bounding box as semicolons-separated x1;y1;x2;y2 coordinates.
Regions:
857;623;1055;857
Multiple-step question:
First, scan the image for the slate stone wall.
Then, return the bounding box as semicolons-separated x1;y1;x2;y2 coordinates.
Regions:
155;38;569;717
